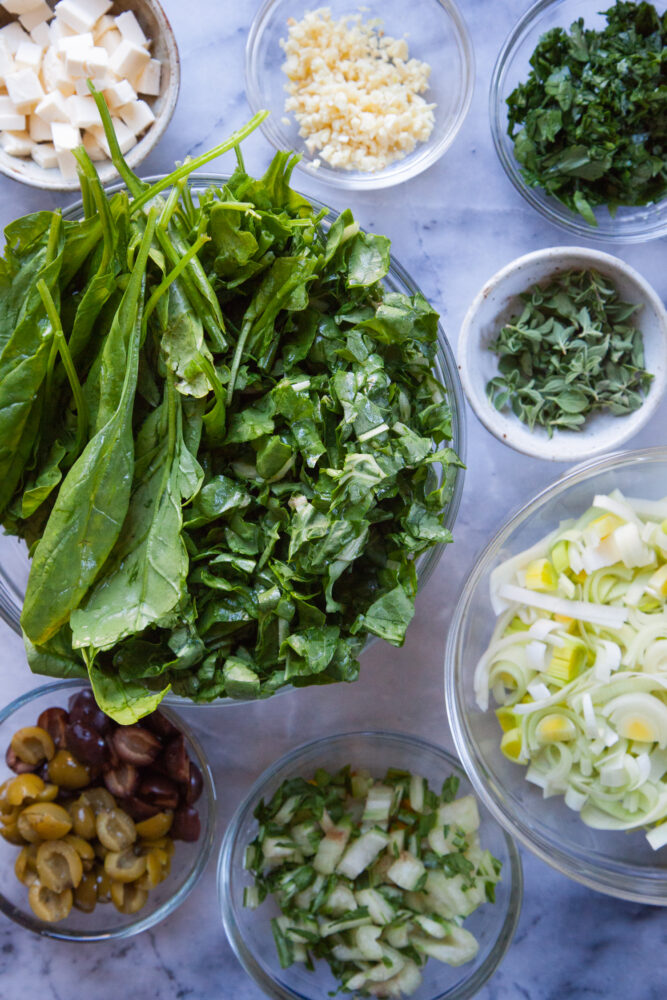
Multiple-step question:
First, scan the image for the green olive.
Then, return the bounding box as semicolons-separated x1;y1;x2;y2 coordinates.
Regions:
18;802;72;841
104;848;146;883
96;808;136;852
28;882;73;922
11;726;55;765
95;867;113;903
36;840;83;892
135;811;173;840
79;788;115;814
48;750;89;790
0;778;16;815
14;845;39;886
62;834;95;867
7;773;45;807
110;881;148;915
0;818;26;845
69;799;96;840
73;871;98;913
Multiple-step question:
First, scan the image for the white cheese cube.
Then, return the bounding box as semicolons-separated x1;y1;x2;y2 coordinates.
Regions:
0;22;31;54
19;0;52;32
108;38;149;85
65;43;107;77
0;95;25;129
98;26;120;56
1;0;43;14
30;21;51;48
102;77;134;109
114;11;147;48
91;114;133;154
56;31;94;54
27;111;50;139
65;93;100;127
55;0;112;33
118;97;153;135
41;46;66;92
51;119;80;149
0;39;16;82
35;88;69;122
15;41;42;71
74;72;109;94
0;128;34;156
136;57;160;96
56;144;77;178
93;13;114;40
31;139;57;168
5;67;43;110
82;126;104;160
49;17;77;43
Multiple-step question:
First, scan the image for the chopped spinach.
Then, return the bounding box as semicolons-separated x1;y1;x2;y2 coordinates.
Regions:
507;1;667;222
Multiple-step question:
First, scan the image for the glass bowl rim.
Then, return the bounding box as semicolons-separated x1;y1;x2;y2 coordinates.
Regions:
488;0;667;244
217;728;523;1000
0;678;217;940
446;445;667;904
244;0;476;190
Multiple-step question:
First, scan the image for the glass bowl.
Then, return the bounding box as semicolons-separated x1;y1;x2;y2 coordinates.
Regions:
446;447;667;905
0;679;216;940
218;730;523;1000
489;0;667;243
0;174;466;709
245;0;474;190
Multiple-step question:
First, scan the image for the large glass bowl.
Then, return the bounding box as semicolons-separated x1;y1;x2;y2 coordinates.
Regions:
489;0;667;243
446;447;667;905
245;0;474;190
0;175;466;708
218;730;523;1000
0;679;216;940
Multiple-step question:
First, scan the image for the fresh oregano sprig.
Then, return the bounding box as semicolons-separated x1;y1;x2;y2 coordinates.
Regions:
486;269;653;436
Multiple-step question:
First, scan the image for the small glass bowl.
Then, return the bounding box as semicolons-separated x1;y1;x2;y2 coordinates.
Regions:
0;175;466;709
446;447;667;905
0;679;216;940
489;0;667;243
218;730;523;1000
245;0;474;190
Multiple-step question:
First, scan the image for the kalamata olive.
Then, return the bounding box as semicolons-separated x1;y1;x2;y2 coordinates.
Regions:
5;746;36;775
103;763;139;799
112;726;161;767
143;709;178;740
119;796;161;822
171;805;200;842
65;720;108;766
185;762;204;805
36;707;69;749
138;774;179;810
68;689;113;736
161;735;190;784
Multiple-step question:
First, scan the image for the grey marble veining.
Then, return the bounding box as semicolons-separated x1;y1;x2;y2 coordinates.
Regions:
0;1;666;998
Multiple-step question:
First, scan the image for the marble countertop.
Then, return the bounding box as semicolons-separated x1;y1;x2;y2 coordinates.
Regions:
0;0;666;998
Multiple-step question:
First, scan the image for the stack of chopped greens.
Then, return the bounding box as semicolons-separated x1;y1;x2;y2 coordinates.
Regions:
0;96;461;721
506;0;667;224
485;269;652;436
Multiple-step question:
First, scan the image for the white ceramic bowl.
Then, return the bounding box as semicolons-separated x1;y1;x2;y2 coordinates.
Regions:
458;247;667;462
0;0;180;191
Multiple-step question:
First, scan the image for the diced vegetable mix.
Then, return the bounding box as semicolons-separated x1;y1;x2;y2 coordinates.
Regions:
477;490;667;848
0;97;461;721
244;766;501;997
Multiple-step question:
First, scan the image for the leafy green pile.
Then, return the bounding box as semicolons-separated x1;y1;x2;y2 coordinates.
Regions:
485;269;652;435
0;99;460;721
506;1;667;224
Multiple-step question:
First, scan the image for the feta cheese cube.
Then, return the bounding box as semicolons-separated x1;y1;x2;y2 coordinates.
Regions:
30;21;51;48
1;0;43;15
56;31;94;54
35;89;69;122
65;93;100;127
31;139;58;168
5;67;43;111
74;72;109;95
19;0;52;32
118;98;153;135
65;43;107;77
51;119;80;149
91;114;133;154
98;26;120;56
0;22;31;54
0;128;34;156
108;38;149;85
102;77;135;109
15;41;42;71
27;110;51;139
55;144;77;178
0;39;16;82
82;126;104;160
93;13;114;40
50;18;77;44
114;11;147;49
0;95;25;130
55;0;112;34
136;57;160;96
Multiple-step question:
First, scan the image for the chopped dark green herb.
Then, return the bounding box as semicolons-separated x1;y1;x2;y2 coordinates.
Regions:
507;1;667;222
486;269;652;435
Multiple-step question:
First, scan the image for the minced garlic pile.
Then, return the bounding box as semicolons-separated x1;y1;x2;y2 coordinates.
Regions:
280;7;435;173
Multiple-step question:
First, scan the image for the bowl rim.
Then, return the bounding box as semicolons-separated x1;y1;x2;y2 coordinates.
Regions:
445;445;667;905
457;246;667;462
488;0;667;244
217;729;523;1000
0;0;181;192
0;678;217;940
244;0;475;190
